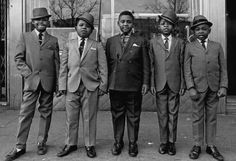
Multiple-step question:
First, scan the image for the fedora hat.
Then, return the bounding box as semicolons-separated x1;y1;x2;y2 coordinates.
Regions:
31;7;51;20
76;12;94;29
191;15;212;30
158;10;178;25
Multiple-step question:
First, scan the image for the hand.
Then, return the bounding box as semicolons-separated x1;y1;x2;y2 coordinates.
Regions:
179;88;186;96
141;84;149;95
56;90;66;97
98;89;106;96
150;87;156;95
217;87;227;97
189;88;199;101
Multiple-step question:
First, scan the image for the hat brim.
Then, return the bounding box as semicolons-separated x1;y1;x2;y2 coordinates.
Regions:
158;15;176;25
191;21;212;30
31;15;51;20
77;17;94;29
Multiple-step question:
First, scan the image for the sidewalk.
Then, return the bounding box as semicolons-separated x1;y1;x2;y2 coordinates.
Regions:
0;110;236;161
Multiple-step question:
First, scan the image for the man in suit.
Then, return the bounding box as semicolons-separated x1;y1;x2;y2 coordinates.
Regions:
106;10;150;157
56;12;107;158
184;15;228;161
4;7;60;161
149;10;185;156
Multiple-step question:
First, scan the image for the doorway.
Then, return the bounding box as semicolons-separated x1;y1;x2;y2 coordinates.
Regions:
227;1;236;95
0;0;7;102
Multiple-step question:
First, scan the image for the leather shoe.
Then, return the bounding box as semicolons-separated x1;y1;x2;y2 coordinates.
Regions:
111;141;124;155
128;142;138;157
85;146;96;158
189;145;201;159
57;145;77;157
206;146;224;161
168;142;176;155
159;143;168;154
37;142;47;155
5;148;26;161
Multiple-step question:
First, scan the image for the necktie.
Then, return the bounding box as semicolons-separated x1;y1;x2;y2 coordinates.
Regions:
164;37;169;50
39;32;43;45
201;40;206;49
79;38;85;57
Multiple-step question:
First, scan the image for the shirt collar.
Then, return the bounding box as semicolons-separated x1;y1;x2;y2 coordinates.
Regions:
34;29;45;36
197;38;208;43
120;30;133;37
161;34;172;41
78;36;88;42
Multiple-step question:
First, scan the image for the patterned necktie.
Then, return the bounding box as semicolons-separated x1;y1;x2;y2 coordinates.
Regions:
79;38;85;57
39;32;43;45
201;39;206;49
164;37;169;50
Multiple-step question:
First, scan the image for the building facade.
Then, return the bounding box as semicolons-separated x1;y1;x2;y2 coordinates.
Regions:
1;0;235;113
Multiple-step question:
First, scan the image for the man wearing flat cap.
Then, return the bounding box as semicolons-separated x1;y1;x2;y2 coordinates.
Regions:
4;7;59;161
56;12;107;158
184;15;227;161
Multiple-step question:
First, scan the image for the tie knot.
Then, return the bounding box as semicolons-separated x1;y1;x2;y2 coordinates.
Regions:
164;37;168;41
201;39;205;43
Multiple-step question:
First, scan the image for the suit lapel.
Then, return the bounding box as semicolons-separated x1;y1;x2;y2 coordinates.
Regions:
115;35;124;58
167;37;177;59
193;40;205;51
122;34;135;56
41;32;50;46
81;38;93;62
31;31;40;46
156;36;166;50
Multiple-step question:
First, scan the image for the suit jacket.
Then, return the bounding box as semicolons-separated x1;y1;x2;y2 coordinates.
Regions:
15;30;60;93
105;33;150;91
184;39;228;92
59;32;108;92
149;35;185;93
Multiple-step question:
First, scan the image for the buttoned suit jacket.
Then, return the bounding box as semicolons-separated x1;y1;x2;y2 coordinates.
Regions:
59;33;108;92
184;39;228;92
149;35;185;93
105;33;150;91
15;30;60;93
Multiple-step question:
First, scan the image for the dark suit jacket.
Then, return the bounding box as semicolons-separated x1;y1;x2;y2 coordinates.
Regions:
149;35;185;93
184;39;228;92
106;33;150;91
15;30;60;93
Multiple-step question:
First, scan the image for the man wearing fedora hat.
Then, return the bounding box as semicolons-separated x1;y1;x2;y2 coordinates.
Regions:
4;7;59;161
56;12;107;158
149;9;185;156
184;15;227;161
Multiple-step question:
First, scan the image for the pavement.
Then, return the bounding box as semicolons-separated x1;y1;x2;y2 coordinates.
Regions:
0;110;236;161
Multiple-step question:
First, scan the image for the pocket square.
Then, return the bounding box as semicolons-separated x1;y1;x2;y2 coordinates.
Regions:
91;47;96;50
133;43;140;47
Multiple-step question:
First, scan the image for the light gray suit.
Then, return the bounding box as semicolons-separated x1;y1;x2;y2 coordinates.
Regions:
59;32;108;146
15;30;59;149
184;39;228;145
149;35;185;143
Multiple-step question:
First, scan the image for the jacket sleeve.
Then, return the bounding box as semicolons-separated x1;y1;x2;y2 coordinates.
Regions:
142;38;150;87
184;43;195;89
15;33;32;78
180;40;186;90
218;44;228;88
58;41;69;91
98;42;108;92
149;39;155;88
54;39;60;88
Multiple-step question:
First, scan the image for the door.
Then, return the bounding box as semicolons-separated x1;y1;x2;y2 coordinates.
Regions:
227;0;236;95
